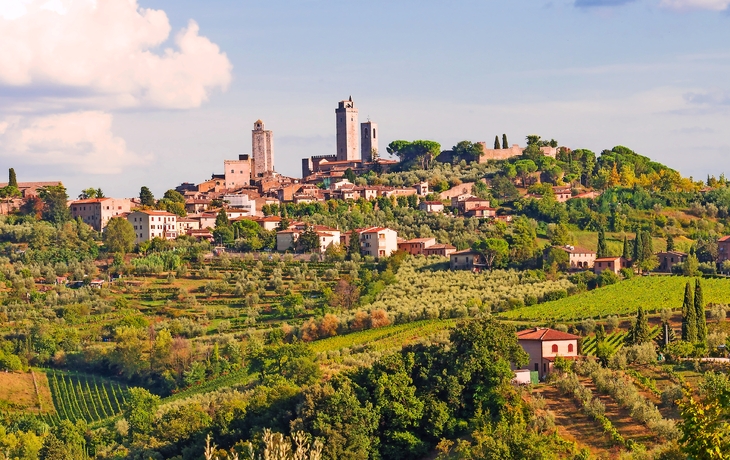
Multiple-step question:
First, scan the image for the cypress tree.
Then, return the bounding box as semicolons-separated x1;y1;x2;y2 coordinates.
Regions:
595;324;606;344
641;230;653;262
502;134;508;149
622;236;631;260
627;307;650;345
666;233;675;252
494;136;501;150
695;278;707;344
597;227;608;258
682;281;697;342
632;231;642;262
8;168;17;188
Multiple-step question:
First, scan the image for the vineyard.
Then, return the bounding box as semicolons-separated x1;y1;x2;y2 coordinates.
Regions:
44;370;128;425
581;326;661;356
499;276;730;322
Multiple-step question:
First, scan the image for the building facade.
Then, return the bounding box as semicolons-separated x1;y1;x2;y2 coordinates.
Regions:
360;121;378;162
127;210;178;243
516;327;580;379
657;251;687;273
224;155;252;190
69;198;132;232
336;97;359;161
359;227;398;258
397;237;437;256
252;120;274;177
594;256;629;275
718;236;730;264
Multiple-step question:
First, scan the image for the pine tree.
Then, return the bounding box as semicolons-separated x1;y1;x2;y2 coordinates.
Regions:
695;278;707;344
682;281;697;342
494;136;501;150
622;236;631;260
597;227;608;258
8;168;17;188
215;208;230;228
632;231;642;262
666;233;675;252
502;134;508;149
139;186;155;206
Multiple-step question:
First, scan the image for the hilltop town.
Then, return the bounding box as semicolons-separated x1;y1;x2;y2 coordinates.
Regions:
0;97;730;459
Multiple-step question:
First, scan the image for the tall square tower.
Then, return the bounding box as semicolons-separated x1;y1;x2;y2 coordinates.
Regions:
252;120;274;177
361;121;378;162
335;97;359;161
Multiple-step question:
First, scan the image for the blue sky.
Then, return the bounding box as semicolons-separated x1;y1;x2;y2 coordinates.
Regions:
1;0;729;197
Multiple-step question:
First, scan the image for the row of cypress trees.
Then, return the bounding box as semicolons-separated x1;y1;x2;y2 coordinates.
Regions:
681;278;707;344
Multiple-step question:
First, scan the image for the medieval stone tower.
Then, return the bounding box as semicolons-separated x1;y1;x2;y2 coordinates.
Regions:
335;96;359;161
360;121;378;162
252;120;274;177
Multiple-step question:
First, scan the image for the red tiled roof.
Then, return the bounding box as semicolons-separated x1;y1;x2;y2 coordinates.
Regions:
516;327;580;341
720;236;730;242
427;244;456;249
134;210;176;216
557;246;596;255
71;198;112;204
451;249;479;255
594;256;622;262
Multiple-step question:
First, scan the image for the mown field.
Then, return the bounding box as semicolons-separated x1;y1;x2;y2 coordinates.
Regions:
499;276;730;321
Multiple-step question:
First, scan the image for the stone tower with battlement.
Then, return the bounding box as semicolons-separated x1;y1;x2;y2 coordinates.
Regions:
335;97;359;161
252;120;274;177
360;121;378;162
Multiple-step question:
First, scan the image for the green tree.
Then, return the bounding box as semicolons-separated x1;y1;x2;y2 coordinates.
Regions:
667;233;675;252
514;159;537;187
386;140;442;169
139;186;155;206
622;236;631;260
508;217;537;264
494;135;500;149
39;185;71;223
344;168;356;183
215;208;230;228
124;387;161;437
597;227;608;258
38;433;69;460
78;187;104;199
298;225;320;253
104;217;136;254
626;306;650;345
682;281;698;343
695;278;707;345
502;134;508;149
472;238;509;270
347;230;361;258
683;252;700;277
8;168;17;188
548;223;571;246
452;140;484;163
632;231;642;263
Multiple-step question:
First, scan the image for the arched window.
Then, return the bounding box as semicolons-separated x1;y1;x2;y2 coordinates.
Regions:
551;344;558;353
568;344;574;353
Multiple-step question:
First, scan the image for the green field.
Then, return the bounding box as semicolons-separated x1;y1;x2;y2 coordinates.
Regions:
499;276;730;321
309;319;455;355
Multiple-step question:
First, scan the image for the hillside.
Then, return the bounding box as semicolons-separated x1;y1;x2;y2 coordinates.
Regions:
499;276;730;321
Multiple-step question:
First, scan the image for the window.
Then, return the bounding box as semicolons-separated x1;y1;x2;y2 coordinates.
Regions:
551;344;558;353
568;344;574;353
534;363;539;371
231;169;234;173
373;129;376;138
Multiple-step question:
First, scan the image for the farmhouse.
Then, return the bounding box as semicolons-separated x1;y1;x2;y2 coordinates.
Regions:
516;327;580;379
656;251;687;273
556;245;596;270
594;256;629;275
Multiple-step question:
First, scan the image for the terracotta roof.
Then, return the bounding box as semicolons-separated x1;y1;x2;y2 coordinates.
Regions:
594;256;623;262
719;236;730;242
451;249;479;255
516;327;580;341
133;210;176;216
406;237;436;243
427;244;456;249
656;251;687;257
462;196;490;202
71;198;112;204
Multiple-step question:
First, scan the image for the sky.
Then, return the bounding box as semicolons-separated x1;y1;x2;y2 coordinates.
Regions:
0;0;729;198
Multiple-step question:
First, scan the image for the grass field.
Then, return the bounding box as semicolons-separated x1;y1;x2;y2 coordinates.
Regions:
499;276;730;321
0;371;54;413
310;319;456;355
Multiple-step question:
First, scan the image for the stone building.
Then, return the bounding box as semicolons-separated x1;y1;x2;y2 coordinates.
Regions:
224;155;252;190
361;121;378;162
336;96;359;161
69;197;132;232
252;120;274;177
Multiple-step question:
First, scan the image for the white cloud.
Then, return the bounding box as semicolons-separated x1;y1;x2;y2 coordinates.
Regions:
0;0;232;109
660;0;730;10
0;111;151;174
